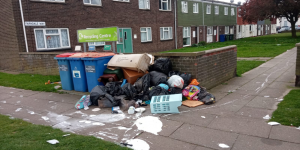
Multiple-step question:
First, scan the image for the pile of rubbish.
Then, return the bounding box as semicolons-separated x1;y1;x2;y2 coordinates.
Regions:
75;53;216;114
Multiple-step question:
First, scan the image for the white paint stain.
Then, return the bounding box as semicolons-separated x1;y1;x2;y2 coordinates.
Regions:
79;120;87;123
97;131;118;140
118;126;132;130
85;121;92;124
47;139;59;144
219;143;230;148
63;134;71;137
10;92;14;93
20;95;23;97
17;101;21;103
263;115;271;120
1;101;6;103
201;116;206;118
126;139;150;150
296;126;300;130
89;113;126;123
89;115;96;117
278;99;284;102
28;111;35;115
134;116;162;135
42;116;49;121
92;108;101;112
15;108;22;112
264;96;270;98
92;122;105;126
268;122;280;126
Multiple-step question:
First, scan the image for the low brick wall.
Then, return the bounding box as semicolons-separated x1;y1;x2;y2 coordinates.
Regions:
152;45;237;90
19;52;62;75
295;43;300;86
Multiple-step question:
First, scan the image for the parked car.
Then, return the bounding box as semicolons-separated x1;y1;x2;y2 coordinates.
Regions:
278;26;290;33
276;26;281;31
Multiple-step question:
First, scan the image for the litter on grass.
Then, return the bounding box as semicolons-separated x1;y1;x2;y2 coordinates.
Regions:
47;139;59;144
63;134;71;137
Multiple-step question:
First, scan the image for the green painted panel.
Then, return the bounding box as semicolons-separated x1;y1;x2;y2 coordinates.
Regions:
177;0;204;26
204;3;237;26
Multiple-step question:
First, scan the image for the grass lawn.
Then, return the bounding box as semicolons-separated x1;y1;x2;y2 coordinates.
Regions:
236;60;265;77
269;90;300;127
0;115;129;150
0;72;61;92
163;32;300;57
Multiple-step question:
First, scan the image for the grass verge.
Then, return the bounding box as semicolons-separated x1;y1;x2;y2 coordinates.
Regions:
269;90;300;127
0;72;61;92
163;32;300;57
0;114;129;150
236;60;265;77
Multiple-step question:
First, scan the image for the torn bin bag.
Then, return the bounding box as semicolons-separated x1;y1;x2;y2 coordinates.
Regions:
200;93;216;105
149;86;169;99
90;85;106;106
150;71;168;86
152;58;172;75
105;82;123;96
122;83;137;99
134;74;151;94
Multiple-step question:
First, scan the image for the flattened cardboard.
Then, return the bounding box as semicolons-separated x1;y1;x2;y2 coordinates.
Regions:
182;100;204;108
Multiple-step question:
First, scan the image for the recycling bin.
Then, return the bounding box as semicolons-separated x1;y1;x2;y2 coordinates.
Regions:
82;56;114;92
219;34;226;42
225;35;230;41
229;34;234;40
54;53;75;91
67;57;88;92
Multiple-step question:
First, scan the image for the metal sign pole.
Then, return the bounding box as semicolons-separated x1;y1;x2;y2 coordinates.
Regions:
83;42;86;52
112;41;116;53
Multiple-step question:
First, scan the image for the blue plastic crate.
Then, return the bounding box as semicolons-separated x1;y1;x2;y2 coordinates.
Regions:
150;94;182;114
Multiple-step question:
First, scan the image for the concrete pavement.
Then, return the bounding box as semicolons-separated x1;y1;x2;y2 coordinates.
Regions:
0;48;300;150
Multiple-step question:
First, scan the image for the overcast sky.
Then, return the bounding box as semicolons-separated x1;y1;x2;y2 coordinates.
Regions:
217;0;247;4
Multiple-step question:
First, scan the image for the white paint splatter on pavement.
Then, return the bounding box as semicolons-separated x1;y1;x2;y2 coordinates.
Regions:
219;143;230;148
126;139;150;150
134;116;162;135
15;108;22;112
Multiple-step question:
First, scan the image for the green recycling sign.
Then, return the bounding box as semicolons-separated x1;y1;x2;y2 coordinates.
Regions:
77;27;118;43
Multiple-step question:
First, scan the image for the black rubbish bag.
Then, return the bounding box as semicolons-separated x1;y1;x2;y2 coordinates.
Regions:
168;71;181;77
134;74;151;94
152;58;172;75
98;97;119;108
149;86;169;99
90;85;106;106
105;82;123;96
122;83;137;99
150;71;168;86
180;73;192;88
115;95;136;111
200;93;216;105
198;88;208;100
169;87;183;94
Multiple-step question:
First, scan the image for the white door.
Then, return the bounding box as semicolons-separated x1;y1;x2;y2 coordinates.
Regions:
207;26;213;43
236;25;241;39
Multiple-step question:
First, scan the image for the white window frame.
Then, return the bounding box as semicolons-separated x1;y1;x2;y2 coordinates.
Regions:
193;3;198;14
225;26;229;34
238;8;241;17
183;27;191;46
206;4;211;14
30;0;65;3
83;0;102;6
139;0;150;10
160;27;173;40
224;7;228;15
140;27;152;42
181;1;188;13
34;28;71;51
207;26;212;35
159;0;172;11
215;6;219;15
113;0;130;2
231;8;235;16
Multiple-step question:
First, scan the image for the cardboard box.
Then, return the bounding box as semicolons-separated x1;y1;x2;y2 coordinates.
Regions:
107;54;151;73
122;68;147;85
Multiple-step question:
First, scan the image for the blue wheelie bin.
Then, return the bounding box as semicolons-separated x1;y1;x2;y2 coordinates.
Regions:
54;53;74;91
82;56;114;92
67;57;88;92
219;34;226;42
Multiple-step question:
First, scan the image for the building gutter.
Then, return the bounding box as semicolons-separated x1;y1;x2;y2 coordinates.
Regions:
174;0;177;49
19;0;28;53
202;0;205;41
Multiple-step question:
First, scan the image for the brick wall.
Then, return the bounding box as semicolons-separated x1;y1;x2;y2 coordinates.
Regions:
19;52;60;75
152;45;237;89
0;0;20;71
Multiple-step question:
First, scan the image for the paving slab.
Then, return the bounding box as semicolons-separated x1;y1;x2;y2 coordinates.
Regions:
235;106;274;120
258;88;289;98
239;81;270;91
232;89;261;96
209;85;240;93
208;115;272;138
206;91;228;101
245;66;270;75
267;81;295;89
269;125;300;144
138;132;197;150
158;118;184;137
194;146;216;150
170;123;238;150
232;134;300;150
223;77;251;86
27;92;82;104
17;89;40;97
246;96;279;110
161;111;216;127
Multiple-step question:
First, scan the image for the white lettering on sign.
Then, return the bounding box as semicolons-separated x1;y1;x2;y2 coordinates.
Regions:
25;21;46;26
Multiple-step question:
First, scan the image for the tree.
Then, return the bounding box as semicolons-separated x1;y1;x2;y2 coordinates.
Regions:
240;0;300;38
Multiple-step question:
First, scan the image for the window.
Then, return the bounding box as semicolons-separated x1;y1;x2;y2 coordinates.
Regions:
207;26;212;35
182;1;188;13
193;3;198;13
183;27;191;46
206;5;211;14
34;28;70;51
224;7;228;15
249;25;252;31
225;26;229;34
31;0;65;3
231;8;235;16
215;6;219;15
238;25;241;32
113;0;129;2
284;21;287;26
160;27;173;40
141;27;152;42
139;0;150;9
83;0;101;5
238;8;241;17
159;0;171;11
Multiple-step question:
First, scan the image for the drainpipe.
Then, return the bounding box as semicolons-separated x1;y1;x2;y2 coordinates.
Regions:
202;1;205;41
174;0;177;49
19;0;28;53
